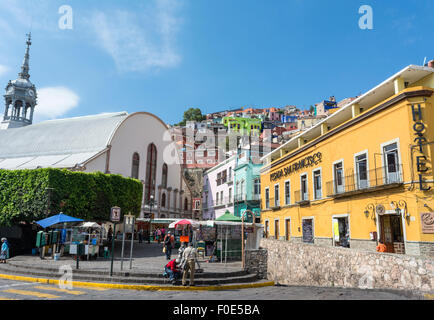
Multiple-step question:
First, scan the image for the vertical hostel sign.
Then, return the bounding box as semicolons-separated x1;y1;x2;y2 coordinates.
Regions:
412;104;431;191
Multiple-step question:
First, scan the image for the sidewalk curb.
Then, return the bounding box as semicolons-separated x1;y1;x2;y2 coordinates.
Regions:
0;273;275;291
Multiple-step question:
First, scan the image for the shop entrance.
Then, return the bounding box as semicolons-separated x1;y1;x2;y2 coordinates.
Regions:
379;214;405;254
332;216;350;248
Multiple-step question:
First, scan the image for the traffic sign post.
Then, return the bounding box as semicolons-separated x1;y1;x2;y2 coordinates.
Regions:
110;206;121;277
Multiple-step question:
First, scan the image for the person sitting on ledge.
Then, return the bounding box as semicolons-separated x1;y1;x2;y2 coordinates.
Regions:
376;239;387;253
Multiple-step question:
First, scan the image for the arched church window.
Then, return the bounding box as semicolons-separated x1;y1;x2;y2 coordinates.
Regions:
184;198;188;211
145;143;157;205
162;163;168;188
161;193;166;208
131;153;140;179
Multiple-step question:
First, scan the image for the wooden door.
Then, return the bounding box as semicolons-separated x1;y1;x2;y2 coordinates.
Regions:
285;219;290;241
380;216;394;253
275;220;279;240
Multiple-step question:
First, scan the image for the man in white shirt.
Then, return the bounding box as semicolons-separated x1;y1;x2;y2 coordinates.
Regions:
181;242;197;286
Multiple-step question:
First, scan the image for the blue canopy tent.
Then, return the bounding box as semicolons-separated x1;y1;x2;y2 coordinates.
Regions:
36;213;83;228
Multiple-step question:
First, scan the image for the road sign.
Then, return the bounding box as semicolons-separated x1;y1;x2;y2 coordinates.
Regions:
111;206;121;222
124;214;135;233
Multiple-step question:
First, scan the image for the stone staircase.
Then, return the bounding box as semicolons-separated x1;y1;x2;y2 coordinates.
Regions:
0;261;259;286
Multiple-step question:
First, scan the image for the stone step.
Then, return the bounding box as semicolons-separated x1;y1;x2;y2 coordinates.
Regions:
5;261;247;279
0;264;258;285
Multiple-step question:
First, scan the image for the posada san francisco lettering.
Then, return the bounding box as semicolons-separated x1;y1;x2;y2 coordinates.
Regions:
270;152;322;181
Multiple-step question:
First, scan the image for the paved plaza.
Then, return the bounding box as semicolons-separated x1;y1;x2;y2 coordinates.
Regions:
7;241;242;274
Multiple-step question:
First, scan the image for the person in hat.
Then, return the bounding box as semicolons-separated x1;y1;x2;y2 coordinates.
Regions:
0;238;9;263
163;231;173;260
164;258;181;285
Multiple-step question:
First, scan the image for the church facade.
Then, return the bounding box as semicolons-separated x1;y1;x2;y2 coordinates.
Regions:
0;34;194;220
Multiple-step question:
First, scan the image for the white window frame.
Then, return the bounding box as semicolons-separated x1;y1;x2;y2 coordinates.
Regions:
284;179;291;205
302;216;315;243
265;187;270;209
380;138;402;184
353;150;370;189
274;183;280;207
312;167;322;200
300;172;308;201
331;214;351;247
332;159;345;194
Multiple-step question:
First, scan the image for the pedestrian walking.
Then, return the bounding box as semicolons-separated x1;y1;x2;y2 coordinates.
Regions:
0;238;9;263
164;231;173;260
161;227;166;239
138;229;143;243
156;228;161;243
181;242;197;286
107;226;113;243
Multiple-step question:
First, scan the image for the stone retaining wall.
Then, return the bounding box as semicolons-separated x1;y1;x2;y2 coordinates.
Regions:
245;249;268;279
260;238;434;293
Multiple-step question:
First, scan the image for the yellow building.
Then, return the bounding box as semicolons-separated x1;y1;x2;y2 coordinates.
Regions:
260;64;434;257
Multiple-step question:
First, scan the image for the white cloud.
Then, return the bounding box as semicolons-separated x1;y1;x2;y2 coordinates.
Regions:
89;0;183;73
0;65;8;77
34;87;79;121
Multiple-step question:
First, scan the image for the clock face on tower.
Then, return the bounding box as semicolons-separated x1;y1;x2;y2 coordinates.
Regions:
28;89;35;97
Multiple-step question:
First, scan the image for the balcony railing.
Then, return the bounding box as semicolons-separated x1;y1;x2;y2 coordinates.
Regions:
326;165;403;197
294;190;309;203
251;193;261;201
267;197;280;209
234;194;246;202
261;198;271;210
213;196;233;207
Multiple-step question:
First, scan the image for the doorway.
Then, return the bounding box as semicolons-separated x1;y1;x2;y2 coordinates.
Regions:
332;216;350;248
285;218;290;241
379;214;405;254
274;219;280;240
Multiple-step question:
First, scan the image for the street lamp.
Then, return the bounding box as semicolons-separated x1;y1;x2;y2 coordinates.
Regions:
149;195;154;244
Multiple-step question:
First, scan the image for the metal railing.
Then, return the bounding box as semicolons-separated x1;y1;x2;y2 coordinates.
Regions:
234;194;246;202
294;190;309;203
261;198;270;210
213;196;233;207
325;165;403;197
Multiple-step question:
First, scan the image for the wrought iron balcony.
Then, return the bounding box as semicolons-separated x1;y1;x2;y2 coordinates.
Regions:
294;190;310;204
325;165;403;198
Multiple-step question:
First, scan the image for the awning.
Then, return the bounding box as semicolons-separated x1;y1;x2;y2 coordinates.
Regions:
36;213;83;228
79;222;101;228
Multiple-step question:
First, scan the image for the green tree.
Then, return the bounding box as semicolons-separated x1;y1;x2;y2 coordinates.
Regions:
176;108;205;126
309;105;315;113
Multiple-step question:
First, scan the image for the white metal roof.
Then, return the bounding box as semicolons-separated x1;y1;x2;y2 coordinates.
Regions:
0;112;128;169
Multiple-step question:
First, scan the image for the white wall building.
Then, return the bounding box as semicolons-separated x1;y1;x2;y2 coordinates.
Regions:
202;155;237;220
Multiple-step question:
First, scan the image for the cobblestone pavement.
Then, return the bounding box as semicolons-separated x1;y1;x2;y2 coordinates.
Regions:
8;242;242;273
0;278;428;300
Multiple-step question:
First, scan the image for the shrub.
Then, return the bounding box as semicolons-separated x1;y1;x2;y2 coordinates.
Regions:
0;168;142;226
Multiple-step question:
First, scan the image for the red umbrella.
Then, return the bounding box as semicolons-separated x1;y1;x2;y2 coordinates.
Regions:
174;219;193;227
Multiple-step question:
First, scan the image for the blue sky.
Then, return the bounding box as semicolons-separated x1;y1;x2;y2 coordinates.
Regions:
0;0;433;124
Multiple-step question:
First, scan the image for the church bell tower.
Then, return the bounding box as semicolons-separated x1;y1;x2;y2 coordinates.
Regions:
0;33;37;130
